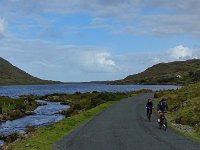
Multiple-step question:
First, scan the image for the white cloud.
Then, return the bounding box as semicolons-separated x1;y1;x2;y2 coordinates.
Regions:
167;45;194;59
0;18;6;38
78;51;118;72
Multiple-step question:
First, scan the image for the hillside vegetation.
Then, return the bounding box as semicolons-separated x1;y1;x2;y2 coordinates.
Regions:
0;57;60;85
155;82;200;136
111;59;200;85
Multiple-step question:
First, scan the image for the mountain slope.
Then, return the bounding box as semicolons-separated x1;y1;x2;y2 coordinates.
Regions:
0;57;60;85
111;59;200;85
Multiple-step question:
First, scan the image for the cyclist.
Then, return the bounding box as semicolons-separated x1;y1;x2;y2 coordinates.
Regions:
157;98;168;123
146;98;154;117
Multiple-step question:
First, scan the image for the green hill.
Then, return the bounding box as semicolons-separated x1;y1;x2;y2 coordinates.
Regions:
0;57;60;85
111;59;200;85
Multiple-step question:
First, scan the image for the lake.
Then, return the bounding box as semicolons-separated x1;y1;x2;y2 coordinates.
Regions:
0;84;181;97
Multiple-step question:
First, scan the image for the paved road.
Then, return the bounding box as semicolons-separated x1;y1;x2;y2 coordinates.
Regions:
54;93;200;150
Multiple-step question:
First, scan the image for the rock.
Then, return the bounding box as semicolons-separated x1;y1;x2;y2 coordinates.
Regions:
25;111;36;116
195;122;200;127
172;123;194;135
182;102;187;107
25;143;30;147
52;96;60;100
60;102;70;105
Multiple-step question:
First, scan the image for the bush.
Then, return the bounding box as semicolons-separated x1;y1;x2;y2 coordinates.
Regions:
90;98;104;108
26;126;36;133
73;103;82;110
8;110;23;120
5;133;19;143
74;92;81;95
175;109;199;126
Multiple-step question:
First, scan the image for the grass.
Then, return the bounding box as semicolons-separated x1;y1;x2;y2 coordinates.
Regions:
9;101;118;150
0;96;39;121
155;98;200;142
0;97;24;112
154;82;200;142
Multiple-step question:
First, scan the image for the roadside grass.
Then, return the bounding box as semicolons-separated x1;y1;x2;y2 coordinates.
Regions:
154;83;200;143
154;99;200;142
9;101;119;150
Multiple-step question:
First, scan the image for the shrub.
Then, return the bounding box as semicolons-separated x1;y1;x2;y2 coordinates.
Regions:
26;126;36;133
5;133;19;143
175;109;199;126
74;92;81;95
8;110;23;120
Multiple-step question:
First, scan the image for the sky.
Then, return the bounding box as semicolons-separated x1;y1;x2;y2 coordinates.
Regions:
1;0;200;82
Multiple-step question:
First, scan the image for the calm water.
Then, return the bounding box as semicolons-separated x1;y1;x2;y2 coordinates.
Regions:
0;84;181;97
0;100;69;146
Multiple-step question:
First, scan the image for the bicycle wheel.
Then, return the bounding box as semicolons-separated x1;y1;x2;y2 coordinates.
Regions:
158;121;162;129
162;118;167;131
148;112;151;121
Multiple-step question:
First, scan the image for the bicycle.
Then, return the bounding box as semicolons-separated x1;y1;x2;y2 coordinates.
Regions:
158;111;167;131
146;107;153;121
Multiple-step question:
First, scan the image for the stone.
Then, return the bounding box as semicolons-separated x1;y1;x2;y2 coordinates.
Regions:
26;143;30;147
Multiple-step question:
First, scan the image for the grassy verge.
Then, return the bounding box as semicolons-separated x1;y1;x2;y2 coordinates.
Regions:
154;82;200;142
8;101;118;150
155;98;200;142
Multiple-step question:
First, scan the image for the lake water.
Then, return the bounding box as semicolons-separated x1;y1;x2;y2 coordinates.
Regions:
0;84;181;97
0;100;69;146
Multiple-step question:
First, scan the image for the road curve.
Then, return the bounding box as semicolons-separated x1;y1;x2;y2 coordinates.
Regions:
53;93;200;150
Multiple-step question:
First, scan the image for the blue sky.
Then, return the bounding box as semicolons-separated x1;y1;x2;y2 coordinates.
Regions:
1;0;200;82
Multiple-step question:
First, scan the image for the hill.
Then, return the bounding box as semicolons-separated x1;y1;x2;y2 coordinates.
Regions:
0;57;61;85
111;59;200;85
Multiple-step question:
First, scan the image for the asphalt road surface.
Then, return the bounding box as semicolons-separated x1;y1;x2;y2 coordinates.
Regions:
54;93;200;150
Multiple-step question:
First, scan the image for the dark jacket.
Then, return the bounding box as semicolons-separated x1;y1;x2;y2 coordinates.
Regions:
146;101;153;108
157;100;168;111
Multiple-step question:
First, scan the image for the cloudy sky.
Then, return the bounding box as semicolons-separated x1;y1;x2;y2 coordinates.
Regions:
1;0;200;82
